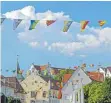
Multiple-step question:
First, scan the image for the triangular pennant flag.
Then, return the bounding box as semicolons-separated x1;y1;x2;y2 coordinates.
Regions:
13;19;22;30
98;20;106;27
46;20;56;26
6;69;9;72
12;70;16;73
1;18;6;24
89;64;94;67
63;21;73;32
29;20;39;30
80;20;89;32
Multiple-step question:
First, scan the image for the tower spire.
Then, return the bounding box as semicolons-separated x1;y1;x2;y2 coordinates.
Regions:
16;55;20;76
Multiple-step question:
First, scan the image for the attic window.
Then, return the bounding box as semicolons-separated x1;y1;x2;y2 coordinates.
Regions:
78;73;80;76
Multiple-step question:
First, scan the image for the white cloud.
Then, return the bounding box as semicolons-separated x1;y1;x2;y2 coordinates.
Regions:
48;42;84;55
28;42;39;48
3;6;111;55
79;55;86;58
98;27;111;44
77;34;100;48
44;41;48;47
4;6;36;19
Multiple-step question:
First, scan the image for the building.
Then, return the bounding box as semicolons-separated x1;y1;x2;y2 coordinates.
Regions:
28;63;66;77
98;66;111;78
0;75;25;103
21;72;60;103
87;71;104;82
61;68;92;103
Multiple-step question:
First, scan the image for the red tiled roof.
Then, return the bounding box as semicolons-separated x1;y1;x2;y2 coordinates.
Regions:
62;74;72;83
87;72;104;82
34;65;64;74
34;65;48;71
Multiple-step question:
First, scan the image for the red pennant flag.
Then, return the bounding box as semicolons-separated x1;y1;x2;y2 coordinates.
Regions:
46;20;56;26
81;20;89;32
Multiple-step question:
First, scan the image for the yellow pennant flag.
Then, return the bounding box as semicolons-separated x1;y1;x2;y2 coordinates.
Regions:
80;20;89;32
98;20;106;27
63;21;73;32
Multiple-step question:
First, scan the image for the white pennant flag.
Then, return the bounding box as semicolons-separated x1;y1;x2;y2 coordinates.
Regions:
13;19;22;30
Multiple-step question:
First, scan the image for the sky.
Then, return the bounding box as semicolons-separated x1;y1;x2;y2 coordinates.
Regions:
1;1;111;76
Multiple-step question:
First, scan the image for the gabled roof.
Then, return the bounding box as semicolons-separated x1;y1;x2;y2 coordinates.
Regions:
62;68;92;92
87;72;104;82
33;64;66;75
1;76;24;93
62;74;72;83
34;65;48;71
107;67;111;72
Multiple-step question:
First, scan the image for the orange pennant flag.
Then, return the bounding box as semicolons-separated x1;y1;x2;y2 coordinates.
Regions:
81;20;89;32
98;20;106;27
46;20;56;26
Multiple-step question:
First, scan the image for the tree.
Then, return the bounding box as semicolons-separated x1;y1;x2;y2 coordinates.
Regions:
53;69;74;82
84;78;111;103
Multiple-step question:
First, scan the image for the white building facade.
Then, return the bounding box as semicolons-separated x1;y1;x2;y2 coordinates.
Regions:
61;68;92;103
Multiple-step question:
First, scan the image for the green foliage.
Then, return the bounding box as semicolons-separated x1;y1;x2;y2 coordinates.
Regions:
7;96;13;103
84;78;111;103
53;69;74;82
1;95;21;103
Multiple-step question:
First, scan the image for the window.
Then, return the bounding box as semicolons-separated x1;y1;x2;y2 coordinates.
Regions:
43;91;47;98
35;81;37;83
78;73;80;76
31;91;36;98
31;100;35;103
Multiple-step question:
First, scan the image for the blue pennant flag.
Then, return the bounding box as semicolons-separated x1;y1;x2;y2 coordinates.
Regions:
1;18;6;24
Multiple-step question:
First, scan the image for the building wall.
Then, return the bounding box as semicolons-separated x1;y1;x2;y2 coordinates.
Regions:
1;86;15;97
62;69;92;103
98;68;106;78
106;70;111;77
21;74;49;103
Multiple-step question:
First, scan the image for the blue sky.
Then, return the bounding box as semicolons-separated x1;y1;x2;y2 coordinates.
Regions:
1;1;111;76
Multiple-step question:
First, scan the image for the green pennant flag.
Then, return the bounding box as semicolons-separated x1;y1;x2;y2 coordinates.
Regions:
12;70;16;73
29;20;40;30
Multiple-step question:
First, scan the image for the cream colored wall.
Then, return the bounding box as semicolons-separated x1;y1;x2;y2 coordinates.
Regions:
21;73;49;103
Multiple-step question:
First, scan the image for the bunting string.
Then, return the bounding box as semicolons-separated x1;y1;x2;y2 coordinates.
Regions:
0;18;108;32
